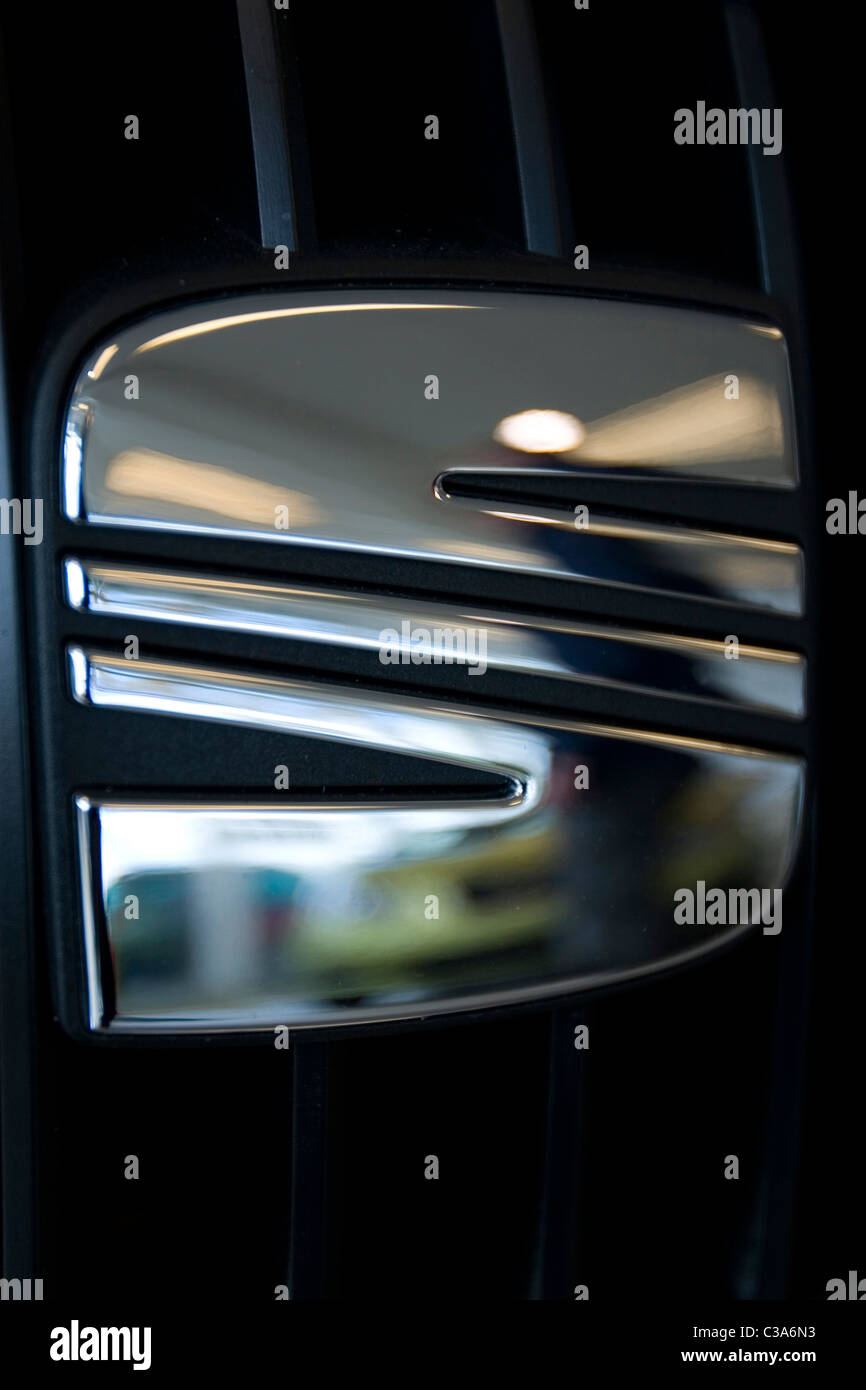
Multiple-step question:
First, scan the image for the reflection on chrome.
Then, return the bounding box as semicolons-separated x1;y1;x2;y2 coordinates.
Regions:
493;408;586;454
62;290;799;608
68;647;551;806
86;343;118;382
433;485;804;616
64;559;806;717
68;648;805;1031
104;449;323;528
129;301;476;354
545;373;784;470
63;403;88;520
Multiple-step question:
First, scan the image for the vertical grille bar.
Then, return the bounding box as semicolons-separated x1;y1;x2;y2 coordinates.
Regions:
288;1041;331;1299
724;1;800;316
530;1008;589;1298
494;0;571;257
236;0;314;250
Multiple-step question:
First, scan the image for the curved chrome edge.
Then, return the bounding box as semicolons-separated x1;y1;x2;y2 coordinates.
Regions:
104;927;761;1035
62;558;806;718
67;645;90;702
67;650;805;1033
66;645;542;809
73;795;103;1031
64;557;87;609
62;403;90;520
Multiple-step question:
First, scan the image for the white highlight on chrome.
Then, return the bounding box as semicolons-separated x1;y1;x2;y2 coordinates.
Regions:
493;408;586;454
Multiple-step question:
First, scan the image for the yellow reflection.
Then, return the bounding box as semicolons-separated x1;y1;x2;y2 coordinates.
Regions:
105;448;321;527
133;303;476;355
568;373;783;467
87;344;119;380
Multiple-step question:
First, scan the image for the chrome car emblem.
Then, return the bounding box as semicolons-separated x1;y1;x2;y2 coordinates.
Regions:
62;290;801;614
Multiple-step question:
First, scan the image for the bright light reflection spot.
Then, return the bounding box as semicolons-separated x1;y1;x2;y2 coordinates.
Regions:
493;409;586;454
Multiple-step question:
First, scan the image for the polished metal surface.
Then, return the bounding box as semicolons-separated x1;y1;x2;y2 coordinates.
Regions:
64;558;806;717
433;484;804;616
68;647;804;1031
63;290;800;612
